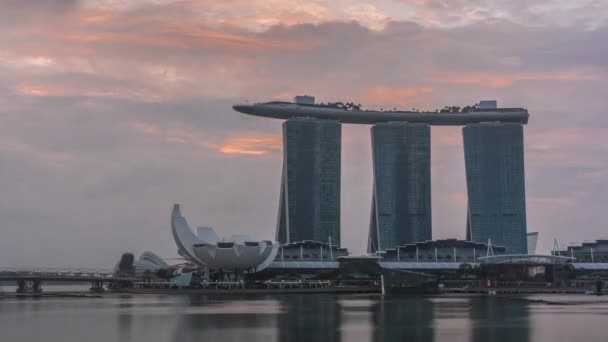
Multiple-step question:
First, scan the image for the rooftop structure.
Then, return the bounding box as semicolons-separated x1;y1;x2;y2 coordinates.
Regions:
262;240;349;271
378;239;505;265
477;254;574;265
294;95;315;105
527;232;539;255
556;239;608;263
233;101;529;125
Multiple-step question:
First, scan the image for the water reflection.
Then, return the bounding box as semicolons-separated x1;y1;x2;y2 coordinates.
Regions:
171;295;278;342
3;294;593;342
470;298;530;342
277;294;342;341
167;295;532;342
117;302;133;342
372;297;434;342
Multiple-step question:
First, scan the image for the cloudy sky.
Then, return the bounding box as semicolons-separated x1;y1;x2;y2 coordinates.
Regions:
1;0;607;267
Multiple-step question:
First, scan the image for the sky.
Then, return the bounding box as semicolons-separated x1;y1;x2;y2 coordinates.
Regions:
1;0;608;268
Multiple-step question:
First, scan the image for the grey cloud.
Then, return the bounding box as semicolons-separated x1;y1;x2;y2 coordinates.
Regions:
0;0;79;26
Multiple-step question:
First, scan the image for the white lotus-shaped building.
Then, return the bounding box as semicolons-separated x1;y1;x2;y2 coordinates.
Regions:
171;204;279;272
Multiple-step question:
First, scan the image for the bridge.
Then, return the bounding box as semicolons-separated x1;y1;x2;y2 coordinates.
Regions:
0;267;137;293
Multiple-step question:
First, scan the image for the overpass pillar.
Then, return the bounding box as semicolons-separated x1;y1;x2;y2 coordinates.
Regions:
90;280;105;293
16;279;43;293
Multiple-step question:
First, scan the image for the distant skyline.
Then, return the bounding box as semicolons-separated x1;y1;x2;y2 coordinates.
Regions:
1;0;608;267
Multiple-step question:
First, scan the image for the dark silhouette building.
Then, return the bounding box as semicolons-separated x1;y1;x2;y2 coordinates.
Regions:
464;122;528;254
277;118;341;245
368;122;432;252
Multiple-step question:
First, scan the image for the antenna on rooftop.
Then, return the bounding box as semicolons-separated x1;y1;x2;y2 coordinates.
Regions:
328;235;334;261
486;238;494;257
553;239;561;256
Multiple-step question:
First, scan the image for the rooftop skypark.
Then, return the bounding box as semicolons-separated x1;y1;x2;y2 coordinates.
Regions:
233;97;529;126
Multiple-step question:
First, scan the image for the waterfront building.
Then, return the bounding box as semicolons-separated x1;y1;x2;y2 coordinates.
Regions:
171;203;205;266
378;239;505;265
250;240;350;280
527;232;539;255
273;240;348;263
557;240;608;263
464;122;528;254
368;122;431;252
134;251;169;273
233;97;530;254
112;251;169;275
277;117;342;245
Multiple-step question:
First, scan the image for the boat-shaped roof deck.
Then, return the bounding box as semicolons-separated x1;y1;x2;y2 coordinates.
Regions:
233;101;529;125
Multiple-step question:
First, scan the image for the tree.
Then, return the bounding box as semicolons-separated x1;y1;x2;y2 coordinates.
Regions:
461;103;480;112
156;268;172;280
458;263;472;274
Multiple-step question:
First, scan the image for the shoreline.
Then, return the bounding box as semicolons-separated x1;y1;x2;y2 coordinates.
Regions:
1;285;604;300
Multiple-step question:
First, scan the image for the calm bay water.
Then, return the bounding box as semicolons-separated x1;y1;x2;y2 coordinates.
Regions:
0;293;607;342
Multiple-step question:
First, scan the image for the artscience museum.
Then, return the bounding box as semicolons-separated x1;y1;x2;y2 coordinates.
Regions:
171;204;279;272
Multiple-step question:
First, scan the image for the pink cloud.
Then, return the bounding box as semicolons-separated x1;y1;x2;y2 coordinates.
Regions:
130;122;282;157
131;122;162;136
0;140;74;168
428;69;601;88
360;86;433;108
447;192;468;205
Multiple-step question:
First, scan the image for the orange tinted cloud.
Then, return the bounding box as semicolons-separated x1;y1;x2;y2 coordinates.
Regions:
434;130;462;147
361;86;433;108
78;7;116;25
447;192;468;205
343;4;391;31
17;83;162;102
18;85;67;96
58;6;320;52
529;196;578;207
204;135;282;156
130;123;282;157
131;122;161;136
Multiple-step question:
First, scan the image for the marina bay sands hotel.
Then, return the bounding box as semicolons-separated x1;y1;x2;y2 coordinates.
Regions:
233;96;530;254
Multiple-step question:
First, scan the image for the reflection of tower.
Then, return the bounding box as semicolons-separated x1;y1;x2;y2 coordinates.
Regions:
368;123;431;252
171;296;279;341
464;122;527;254
277;118;341;245
117;302;134;342
470;298;531;342
372;297;434;342
277;294;342;342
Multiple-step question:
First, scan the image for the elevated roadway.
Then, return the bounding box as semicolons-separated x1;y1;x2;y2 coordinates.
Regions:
0;267;137;293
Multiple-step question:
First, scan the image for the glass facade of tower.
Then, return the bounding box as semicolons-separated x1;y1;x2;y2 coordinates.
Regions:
277;118;341;245
464;122;528;254
368;122;432;253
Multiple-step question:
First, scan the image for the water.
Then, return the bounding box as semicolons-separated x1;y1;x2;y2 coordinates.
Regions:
1;293;607;342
